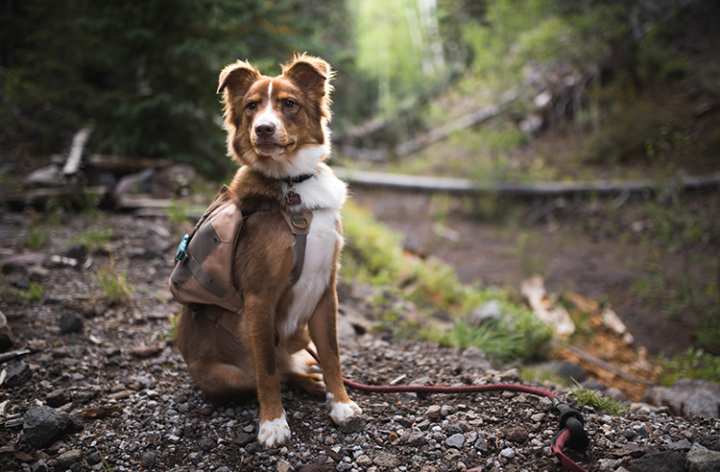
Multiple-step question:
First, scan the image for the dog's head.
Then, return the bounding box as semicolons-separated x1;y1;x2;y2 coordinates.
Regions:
218;54;333;178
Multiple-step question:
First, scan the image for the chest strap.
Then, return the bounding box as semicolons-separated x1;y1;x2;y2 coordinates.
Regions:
282;209;313;285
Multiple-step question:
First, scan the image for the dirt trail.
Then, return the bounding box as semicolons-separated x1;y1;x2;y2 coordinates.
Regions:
350;188;716;355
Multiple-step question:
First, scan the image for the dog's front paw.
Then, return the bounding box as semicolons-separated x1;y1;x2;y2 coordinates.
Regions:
327;396;363;426
257;413;291;448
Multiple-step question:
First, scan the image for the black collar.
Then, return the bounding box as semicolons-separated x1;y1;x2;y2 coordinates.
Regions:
281;173;314;186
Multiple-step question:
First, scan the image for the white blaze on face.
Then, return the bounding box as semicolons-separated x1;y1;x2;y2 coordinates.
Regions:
253;81;281;132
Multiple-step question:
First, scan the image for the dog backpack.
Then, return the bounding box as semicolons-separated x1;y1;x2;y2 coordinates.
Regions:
169;186;312;313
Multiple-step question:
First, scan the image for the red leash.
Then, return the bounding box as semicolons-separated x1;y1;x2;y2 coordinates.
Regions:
338;372;589;471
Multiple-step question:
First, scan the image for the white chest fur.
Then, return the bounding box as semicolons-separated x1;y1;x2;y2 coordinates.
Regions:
279;164;346;339
281;208;340;338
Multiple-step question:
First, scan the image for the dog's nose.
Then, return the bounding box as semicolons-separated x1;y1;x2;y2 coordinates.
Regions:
255;124;275;137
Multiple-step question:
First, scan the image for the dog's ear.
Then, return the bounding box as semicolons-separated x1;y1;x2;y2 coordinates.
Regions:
282;53;333;119
217;60;261;96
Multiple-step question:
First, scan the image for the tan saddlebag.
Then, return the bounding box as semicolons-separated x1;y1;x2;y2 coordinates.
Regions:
168;187;312;313
169;188;245;313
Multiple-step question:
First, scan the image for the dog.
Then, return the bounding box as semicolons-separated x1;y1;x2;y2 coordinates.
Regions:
174;54;362;448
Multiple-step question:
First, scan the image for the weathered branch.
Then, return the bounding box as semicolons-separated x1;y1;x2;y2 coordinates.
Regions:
62;127;93;177
394;90;519;157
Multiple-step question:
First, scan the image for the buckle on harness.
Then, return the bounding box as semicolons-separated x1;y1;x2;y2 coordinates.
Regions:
290;214;309;230
175;234;190;262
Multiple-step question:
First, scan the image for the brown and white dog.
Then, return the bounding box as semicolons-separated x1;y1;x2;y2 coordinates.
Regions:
175;54;361;448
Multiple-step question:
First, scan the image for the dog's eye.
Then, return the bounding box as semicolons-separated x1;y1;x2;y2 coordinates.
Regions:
245;102;258;111
282;98;297;109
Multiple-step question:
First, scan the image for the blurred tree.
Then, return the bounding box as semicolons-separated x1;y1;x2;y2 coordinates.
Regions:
0;0;362;175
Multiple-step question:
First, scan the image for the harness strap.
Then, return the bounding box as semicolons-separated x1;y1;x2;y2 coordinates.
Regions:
281;209;313;285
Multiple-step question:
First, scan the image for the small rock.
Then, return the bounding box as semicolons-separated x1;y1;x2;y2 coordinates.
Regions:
440;404;453;417
31;461;49;472
373;453;400;468
468;300;503;326
339;416;365;434
356;455;372;466
597;458;620;471
446;433;465;449
5;360;32;387
686;443;720;472
129;343;164;359
58;312;84;334
531;412;545;422
474;433;488;452
426;405;442;421
198;437;216;452
46;389;70;407
86;451;102;465
215;467;231;472
506;427;528;444
234;432;254;446
0;310;15;351
56;449;82;468
22;405;70;449
500;447;515;459
277;459;292;472
141;450;158;468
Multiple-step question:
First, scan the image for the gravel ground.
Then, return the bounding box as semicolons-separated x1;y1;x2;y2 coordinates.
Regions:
1;212;719;472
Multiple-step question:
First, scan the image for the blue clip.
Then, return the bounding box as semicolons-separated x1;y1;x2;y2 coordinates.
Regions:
175;234;190;262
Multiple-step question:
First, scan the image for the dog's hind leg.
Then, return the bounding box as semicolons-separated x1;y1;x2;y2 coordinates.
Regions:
188;361;255;400
283;349;325;397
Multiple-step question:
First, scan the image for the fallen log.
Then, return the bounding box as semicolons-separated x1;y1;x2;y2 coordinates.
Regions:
394;90;519;157
62;127;93;177
87;154;174;174
1;186;108;209
334;168;720;198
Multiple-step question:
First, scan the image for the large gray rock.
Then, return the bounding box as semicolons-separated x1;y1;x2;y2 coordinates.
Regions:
627;450;686;472
687;444;720;472
22;405;70;449
647;379;720;418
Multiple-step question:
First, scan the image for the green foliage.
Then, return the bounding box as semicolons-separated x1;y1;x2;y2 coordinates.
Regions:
342;202;552;361
24;226;49;250
166;201;192;227
73;228;113;252
571;385;627;415
660;349;720;386
0;0;361;175
96;264;133;304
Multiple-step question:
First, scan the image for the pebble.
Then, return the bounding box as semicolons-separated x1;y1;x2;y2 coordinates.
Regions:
58;312;84;334
445;433;465;449
426;405;442;421
56;449;82;467
276;459;292;472
373;453;400;468
500;447;515;459
5;360;32;387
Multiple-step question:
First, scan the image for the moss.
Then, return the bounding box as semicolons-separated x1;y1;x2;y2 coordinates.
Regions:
24;226;49;250
659;349;720;386
571;386;627;415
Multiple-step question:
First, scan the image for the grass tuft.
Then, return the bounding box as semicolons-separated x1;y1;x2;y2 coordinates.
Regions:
73;228;113;252
96;263;133;304
341;201;552;362
24;226;49;250
659;348;720;386
571;385;627;415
